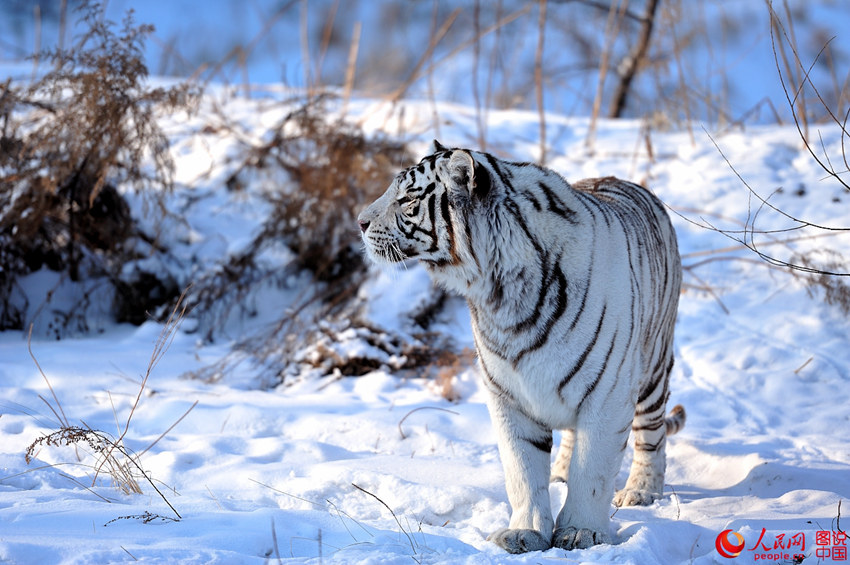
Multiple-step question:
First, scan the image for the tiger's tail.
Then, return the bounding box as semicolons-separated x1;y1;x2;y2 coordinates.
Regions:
664;404;687;436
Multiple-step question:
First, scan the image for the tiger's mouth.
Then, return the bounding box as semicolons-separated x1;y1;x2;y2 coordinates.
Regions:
361;234;409;264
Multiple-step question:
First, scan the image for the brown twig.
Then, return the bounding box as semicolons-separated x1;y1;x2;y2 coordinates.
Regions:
400;5;531;104
249;477;372;540
118;286;189;446
342;20;361;115
681;266;730;315
104;511;179;526
666;483;681;520
386;8;461;104
137;400;198;458
315;0;340;86
270;518;283;565
586;0;627;150
793;357;814;374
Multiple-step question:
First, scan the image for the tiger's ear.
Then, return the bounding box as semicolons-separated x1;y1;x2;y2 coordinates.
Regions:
447;150;490;200
431;139;449;154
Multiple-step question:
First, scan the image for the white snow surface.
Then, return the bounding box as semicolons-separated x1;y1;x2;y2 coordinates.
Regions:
2;95;850;565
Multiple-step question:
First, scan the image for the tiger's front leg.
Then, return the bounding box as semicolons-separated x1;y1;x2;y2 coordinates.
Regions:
485;391;554;554
553;413;632;550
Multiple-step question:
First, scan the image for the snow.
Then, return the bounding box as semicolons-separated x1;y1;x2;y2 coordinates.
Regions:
2;90;850;565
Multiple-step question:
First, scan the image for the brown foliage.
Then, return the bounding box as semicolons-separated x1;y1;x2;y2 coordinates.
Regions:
187;95;408;340
233;96;408;282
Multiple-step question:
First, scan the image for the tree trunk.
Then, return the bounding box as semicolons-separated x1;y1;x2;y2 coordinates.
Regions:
609;0;660;118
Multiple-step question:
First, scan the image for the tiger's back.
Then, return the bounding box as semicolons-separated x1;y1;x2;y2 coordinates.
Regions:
358;143;684;553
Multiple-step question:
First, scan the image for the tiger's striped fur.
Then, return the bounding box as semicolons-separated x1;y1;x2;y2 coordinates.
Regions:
358;141;685;553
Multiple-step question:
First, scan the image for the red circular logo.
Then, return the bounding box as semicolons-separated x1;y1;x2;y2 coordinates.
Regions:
716;529;746;558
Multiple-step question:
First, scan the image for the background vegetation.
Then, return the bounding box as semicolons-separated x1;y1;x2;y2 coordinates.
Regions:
3;1;847;122
1;0;848;382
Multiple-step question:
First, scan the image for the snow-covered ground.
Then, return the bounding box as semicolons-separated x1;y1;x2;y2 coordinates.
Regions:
1;93;849;565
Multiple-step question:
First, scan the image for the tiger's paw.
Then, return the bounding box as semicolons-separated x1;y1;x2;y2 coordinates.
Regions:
553;526;610;550
487;528;551;554
614;487;660;507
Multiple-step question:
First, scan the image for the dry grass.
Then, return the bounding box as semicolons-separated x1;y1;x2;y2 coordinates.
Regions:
25;426;164;501
22;289;191;520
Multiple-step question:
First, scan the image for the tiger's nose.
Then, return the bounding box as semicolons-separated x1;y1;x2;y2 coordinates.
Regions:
358;219;370;233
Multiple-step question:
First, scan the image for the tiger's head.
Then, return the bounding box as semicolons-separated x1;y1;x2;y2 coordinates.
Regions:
357;140;490;269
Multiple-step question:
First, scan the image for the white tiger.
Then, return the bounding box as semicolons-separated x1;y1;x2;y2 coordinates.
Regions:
357;141;685;553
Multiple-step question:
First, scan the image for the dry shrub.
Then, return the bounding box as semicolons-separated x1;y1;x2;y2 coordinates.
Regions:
234;95;408;283
296;320;434;378
0;0;195;332
181;94;427;386
187;96;408;341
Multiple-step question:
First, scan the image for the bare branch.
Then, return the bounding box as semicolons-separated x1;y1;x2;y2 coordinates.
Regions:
535;0;547;164
689;127;850;276
768;1;850;191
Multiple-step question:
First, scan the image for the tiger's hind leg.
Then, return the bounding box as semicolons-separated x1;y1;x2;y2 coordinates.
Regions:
614;409;667;506
615;366;685;507
550;429;575;483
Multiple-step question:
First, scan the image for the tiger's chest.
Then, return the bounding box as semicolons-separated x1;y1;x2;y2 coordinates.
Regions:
478;348;577;428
